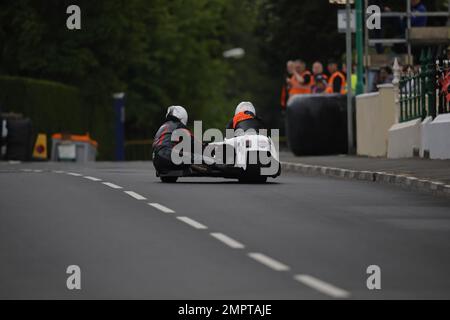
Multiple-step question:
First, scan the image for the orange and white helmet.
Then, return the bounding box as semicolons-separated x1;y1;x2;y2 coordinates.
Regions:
235;101;256;116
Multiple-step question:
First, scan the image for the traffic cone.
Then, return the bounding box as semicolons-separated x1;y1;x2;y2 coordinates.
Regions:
33;133;48;160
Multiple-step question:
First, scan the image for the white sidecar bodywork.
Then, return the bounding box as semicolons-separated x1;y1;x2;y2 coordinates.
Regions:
210;134;280;173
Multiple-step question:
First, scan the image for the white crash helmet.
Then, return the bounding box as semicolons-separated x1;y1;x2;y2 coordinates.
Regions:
235;101;256;116
166;105;188;126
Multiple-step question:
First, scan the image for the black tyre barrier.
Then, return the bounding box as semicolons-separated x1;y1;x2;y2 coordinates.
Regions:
286;94;354;156
6;118;33;161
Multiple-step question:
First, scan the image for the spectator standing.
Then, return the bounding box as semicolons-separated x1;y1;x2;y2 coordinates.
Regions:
384;0;427;54
372;65;394;91
312;61;328;80
280;60;295;109
312;61;328;94
342;63;358;92
312;74;328;93
326;60;347;94
407;0;427;28
289;60;314;96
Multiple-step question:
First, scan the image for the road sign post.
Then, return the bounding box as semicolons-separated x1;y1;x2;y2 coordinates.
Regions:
345;0;355;154
355;0;364;95
113;92;125;161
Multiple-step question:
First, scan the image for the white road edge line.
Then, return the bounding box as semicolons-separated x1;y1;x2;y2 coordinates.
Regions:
210;233;245;249
124;191;147;200
33;169;43;173
52;170;65;174
84;176;102;182
176;216;208;230
148;203;175;213
248;253;290;271
102;182;123;189
67;172;82;176
294;274;350;299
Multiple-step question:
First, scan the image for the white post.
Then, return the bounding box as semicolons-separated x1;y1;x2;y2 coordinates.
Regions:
392;58;401;123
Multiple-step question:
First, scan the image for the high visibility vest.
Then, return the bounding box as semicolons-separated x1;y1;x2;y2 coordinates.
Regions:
232;112;254;129
326;71;347;94
351;74;357;92
289;71;314;95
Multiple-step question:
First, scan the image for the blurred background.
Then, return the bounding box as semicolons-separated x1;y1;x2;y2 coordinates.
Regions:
0;0;346;160
0;0;448;160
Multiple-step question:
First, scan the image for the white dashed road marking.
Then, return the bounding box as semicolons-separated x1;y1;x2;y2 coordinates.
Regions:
50;167;353;298
248;253;290;271
210;233;245;249
67;172;82;176
294;274;350;298
102;182;123;189
84;176;102;182
124;191;147;200
177;217;208;230
148;203;175;213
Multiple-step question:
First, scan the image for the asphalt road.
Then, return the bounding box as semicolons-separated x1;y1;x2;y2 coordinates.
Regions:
1;161;450;299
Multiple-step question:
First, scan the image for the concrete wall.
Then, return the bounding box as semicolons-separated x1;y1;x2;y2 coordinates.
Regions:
429;114;450;159
356;84;396;157
420;116;433;158
387;118;421;158
387;115;450;159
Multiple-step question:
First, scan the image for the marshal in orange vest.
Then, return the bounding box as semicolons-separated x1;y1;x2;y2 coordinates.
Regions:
325;71;347;94
289;71;314;95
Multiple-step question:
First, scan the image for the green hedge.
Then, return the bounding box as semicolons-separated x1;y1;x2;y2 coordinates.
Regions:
0;76;114;160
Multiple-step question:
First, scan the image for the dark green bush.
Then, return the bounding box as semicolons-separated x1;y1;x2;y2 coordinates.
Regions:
0;76;114;160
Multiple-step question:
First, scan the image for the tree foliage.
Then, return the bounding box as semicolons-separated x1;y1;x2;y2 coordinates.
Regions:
2;0;398;143
0;0;243;140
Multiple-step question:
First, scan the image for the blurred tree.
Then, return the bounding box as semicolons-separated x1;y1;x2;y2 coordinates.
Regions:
257;0;346;75
3;0;401;144
0;0;235;141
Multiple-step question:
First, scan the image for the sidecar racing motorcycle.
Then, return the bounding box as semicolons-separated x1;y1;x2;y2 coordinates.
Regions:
156;133;280;183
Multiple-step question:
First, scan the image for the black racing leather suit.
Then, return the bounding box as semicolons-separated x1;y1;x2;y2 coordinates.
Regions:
152;116;193;172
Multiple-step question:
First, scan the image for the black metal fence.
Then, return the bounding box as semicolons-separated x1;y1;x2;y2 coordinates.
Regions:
399;48;450;122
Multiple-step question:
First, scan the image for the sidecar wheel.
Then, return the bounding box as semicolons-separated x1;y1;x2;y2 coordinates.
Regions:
238;176;267;184
160;176;178;183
